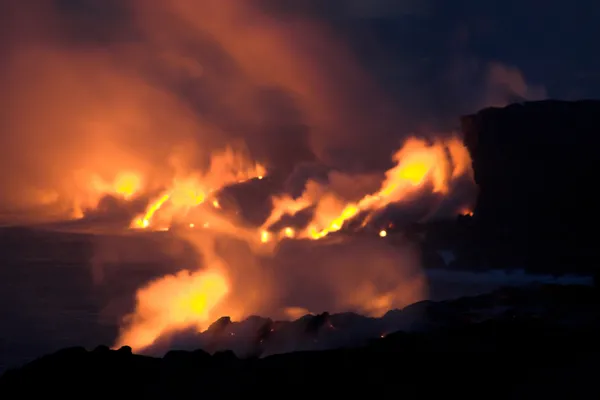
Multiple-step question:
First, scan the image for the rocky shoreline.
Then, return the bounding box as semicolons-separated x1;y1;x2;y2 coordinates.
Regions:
2;284;598;397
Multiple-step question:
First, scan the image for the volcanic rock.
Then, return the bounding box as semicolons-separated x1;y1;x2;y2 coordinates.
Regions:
136;283;598;360
2;284;598;397
461;100;600;275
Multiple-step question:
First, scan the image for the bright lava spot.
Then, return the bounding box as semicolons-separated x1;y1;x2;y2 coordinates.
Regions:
283;227;295;238
260;230;270;243
379;230;387;238
398;162;429;186
113;172;143;199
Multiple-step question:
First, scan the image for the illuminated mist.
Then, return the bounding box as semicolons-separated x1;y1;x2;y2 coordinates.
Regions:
0;0;546;353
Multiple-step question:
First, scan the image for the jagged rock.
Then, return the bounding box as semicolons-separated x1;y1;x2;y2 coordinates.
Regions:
116;283;597;360
304;312;329;334
461;100;600;275
116;345;132;355
92;345;110;354
207;316;232;334
163;349;211;365
2;284;598;397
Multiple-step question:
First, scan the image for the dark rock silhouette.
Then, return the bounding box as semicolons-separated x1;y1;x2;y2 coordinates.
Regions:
401;100;599;278
461;100;600;275
1;284;598;397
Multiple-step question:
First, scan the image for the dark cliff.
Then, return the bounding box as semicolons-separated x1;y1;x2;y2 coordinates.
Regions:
461;100;600;274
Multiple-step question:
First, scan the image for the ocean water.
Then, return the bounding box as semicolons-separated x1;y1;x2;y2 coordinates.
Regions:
0;228;181;372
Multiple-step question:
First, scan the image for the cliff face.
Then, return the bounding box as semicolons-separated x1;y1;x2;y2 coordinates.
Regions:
461;100;600;274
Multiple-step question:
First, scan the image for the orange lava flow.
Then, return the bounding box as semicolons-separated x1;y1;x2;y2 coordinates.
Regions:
129;147;266;231
260;136;474;242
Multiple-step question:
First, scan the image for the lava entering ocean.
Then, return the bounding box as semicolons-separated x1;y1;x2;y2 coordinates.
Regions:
1;0;485;354
106;134;474;352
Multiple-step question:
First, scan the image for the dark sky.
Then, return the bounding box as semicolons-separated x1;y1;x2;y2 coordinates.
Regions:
49;0;600;104
262;0;600;110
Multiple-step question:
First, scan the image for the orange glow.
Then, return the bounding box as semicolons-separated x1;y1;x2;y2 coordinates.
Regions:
397;162;430;186
307;203;359;240
3;0;479;354
259;182;321;233
132;193;170;229
378;137;452;198
112;172;143;199
116;269;230;351
461;209;474;217
260;136;474;242
62;170;147;219
282;226;295;238
260;230;270;243
130;147;266;230
105;139;448;353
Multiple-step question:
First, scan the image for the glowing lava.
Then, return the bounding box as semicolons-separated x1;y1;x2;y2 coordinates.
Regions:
129;147;266;231
261;136;474;241
101;135;473;353
115;269;230;351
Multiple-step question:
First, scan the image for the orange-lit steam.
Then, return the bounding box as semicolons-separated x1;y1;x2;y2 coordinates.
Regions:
66;170;146;219
2;1;482;355
115;268;230;350
130;147;265;230
261;136;474;241
115;135;470;352
0;0;414;222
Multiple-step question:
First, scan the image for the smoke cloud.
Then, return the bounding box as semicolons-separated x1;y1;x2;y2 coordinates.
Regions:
0;0;545;221
0;0;552;353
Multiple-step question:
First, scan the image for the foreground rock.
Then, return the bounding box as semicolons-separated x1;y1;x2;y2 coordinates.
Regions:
135;282;598;359
461;100;600;275
2;284;598;397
